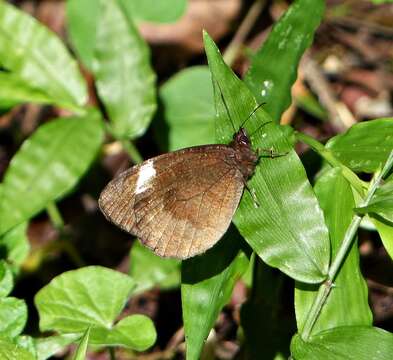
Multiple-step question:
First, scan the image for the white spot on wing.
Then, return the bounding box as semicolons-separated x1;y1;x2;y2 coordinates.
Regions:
135;160;156;194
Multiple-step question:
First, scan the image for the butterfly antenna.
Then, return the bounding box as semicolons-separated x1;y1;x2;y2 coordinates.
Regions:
215;79;237;133
239;102;266;129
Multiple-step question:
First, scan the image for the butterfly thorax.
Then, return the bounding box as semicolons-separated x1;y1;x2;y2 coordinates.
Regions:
229;128;258;181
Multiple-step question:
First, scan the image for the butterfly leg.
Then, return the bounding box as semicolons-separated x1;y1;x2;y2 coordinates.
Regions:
244;183;260;208
257;147;288;158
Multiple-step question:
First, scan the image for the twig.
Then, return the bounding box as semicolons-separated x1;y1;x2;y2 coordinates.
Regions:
223;0;266;66
121;140;143;164
46;202;64;229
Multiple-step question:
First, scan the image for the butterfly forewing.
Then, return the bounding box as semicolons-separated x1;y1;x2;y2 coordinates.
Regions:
99;145;245;259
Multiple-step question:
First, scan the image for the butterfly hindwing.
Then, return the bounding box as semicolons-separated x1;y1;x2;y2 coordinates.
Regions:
99;145;245;259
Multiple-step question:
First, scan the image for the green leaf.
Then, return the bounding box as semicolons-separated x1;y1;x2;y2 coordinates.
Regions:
291;326;393;360
327;118;393;173
35;266;156;351
204;31;330;283
121;0;187;23
35;334;80;360
158;66;215;151
0;338;35;360
295;168;372;336
0;297;27;338
244;0;325;121
355;179;393;223
0;110;104;235
0;1;87;112
93;0;156;140
373;218;393;260
0;261;13;298
0;222;29;274
0;72;54;109
72;327;90;360
129;241;181;294
66;0;100;70
15;336;36;358
181;229;249;360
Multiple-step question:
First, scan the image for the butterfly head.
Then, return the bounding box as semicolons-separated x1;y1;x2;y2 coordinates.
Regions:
231;128;258;180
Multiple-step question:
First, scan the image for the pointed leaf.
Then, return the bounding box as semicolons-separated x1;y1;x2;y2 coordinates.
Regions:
0;297;27;338
204;32;330;283
181;230;248;360
93;0;156;139
129;241;180;294
291;326;393;360
327;118;393;173
245;0;325;121
0;110;104;235
72;327;90;360
158;66;215;151
0;2;87;112
373;218;393;260
295;168;372;336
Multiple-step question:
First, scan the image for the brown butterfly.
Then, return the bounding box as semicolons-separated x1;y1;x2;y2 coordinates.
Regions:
98;126;261;259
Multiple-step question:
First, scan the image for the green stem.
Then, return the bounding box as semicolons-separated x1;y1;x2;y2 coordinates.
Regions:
46;202;64;229
121;140;143;164
108;347;116;360
301;150;393;340
295;131;366;196
223;0;266;66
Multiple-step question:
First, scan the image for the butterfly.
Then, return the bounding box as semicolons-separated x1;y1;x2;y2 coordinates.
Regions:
98;125;263;259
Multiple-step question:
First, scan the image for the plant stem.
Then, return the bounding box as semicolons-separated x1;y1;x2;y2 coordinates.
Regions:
223;0;266;66
121;140;143;164
108;347;116;360
301;150;393;340
46;202;64;229
295;131;366;196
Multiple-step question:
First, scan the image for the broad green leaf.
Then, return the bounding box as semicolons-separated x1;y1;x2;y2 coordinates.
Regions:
15;336;36;358
240;260;294;359
204;32;330;283
0;110;104;235
0;261;13;298
291;326;393;360
93;0;156;140
181;230;248;360
35;266;156;350
72;327;90;360
355;179;393;223
295;168;372;336
158;66;215;151
0;2;87;112
0;338;35;360
35;334;80;360
327;118;393;173
373;218;393;259
0;72;53;109
129;241;180;294
0;297;27;338
244;0;325;121
0;222;29;274
122;0;187;23
66;0;100;70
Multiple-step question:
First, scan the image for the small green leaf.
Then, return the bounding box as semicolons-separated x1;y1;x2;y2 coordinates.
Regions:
0;261;13;298
204;31;330;283
93;0;156;140
355;179;393;223
0;222;29;274
0;2;87;112
66;0;100;70
245;0;325;121
0;297;27;338
72;327;90;360
181;230;249;360
0;72;54;109
295;168;372;336
129;241;180;294
158;66;215;151
35;334;80;360
291;326;393;360
0;338;35;360
0;110;104;235
373;218;393;260
121;0;187;23
35;266;156;350
327;118;393;173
